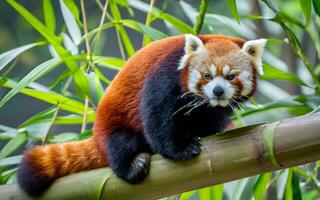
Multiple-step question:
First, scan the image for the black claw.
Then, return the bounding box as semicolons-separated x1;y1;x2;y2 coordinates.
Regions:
126;153;151;184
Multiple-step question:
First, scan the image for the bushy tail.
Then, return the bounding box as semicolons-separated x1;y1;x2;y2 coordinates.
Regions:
17;138;108;196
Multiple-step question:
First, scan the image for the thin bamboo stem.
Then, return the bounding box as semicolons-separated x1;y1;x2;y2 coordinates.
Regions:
193;0;208;34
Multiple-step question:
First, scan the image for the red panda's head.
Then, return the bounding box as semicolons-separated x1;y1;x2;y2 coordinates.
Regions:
179;34;266;107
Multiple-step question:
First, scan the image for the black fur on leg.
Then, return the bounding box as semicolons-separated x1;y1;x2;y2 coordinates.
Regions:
17;157;53;196
107;129;152;184
159;137;201;161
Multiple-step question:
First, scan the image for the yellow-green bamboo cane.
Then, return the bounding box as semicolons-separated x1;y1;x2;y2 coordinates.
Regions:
1;113;320;200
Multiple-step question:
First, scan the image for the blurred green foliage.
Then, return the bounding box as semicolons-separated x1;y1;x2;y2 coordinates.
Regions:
0;0;319;199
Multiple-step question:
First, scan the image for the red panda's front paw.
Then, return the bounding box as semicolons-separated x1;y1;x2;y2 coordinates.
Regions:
161;139;201;161
125;153;151;184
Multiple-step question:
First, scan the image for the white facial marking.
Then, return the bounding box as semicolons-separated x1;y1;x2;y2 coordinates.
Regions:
219;100;229;107
203;76;235;107
188;69;201;92
222;65;230;76
239;71;253;96
210;65;216;76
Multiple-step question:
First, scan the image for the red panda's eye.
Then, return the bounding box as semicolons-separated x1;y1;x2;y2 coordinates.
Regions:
203;72;213;80
226;74;235;81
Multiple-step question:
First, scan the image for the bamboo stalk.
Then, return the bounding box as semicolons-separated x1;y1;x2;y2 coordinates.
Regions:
1;113;320;200
193;0;208;34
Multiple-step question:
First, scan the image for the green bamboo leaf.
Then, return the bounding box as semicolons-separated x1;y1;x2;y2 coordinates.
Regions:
291;171;302;200
121;19;167;41
7;0;91;97
21;113;95;125
0;125;14;132
0;155;22;167
113;0;135;16
261;63;309;86
232;177;257;200
0;133;27;159
78;130;93;140
6;0;61;47
193;0;208;34
277;170;289;200
253;173;272;200
1;168;17;184
110;1;135;56
127;0;194;34
94;56;125;70
300;0;311;27
0;42;43;72
54;114;95;124
277;12;304;28
212;184;224;200
312;0;320;17
179;190;197;200
48;132;79;143
19;107;57;127
62;33;79;55
239;176;258;200
60;0;81;45
199;187;212;199
63;0;83;26
74;69;92;99
0;129;18;140
285;169;293;200
265;6;319;84
3;80;92;114
23;123;50;140
302;190;317;200
240;98;305;117
205;14;256;38
43;0;56;33
161;13;195;34
88;71;104;104
17;89;91;115
226;0;240;23
93;66;111;85
81;22;113;43
0;57;62;108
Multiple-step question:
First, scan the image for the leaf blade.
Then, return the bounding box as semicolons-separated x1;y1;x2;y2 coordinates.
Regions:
0;42;43;72
0;57;62;108
60;0;82;45
226;0;240;23
43;0;56;33
0;133;27;159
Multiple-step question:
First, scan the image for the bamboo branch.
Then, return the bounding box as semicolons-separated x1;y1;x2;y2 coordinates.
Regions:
193;0;208;34
2;113;320;200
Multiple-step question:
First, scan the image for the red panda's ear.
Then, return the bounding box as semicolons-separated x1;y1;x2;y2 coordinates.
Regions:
242;39;267;75
184;34;204;55
178;34;204;70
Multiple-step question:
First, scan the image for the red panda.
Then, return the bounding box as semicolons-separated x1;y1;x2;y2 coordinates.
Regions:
17;34;266;195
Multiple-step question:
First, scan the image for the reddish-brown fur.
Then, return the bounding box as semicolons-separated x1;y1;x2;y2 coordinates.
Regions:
22;35;248;183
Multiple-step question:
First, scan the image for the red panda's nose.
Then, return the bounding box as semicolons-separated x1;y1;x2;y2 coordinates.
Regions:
213;86;224;97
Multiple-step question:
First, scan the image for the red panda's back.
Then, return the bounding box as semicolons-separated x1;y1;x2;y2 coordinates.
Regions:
93;35;185;146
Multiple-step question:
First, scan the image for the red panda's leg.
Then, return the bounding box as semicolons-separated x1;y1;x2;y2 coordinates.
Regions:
107;129;152;184
141;68;202;161
144;122;202;161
